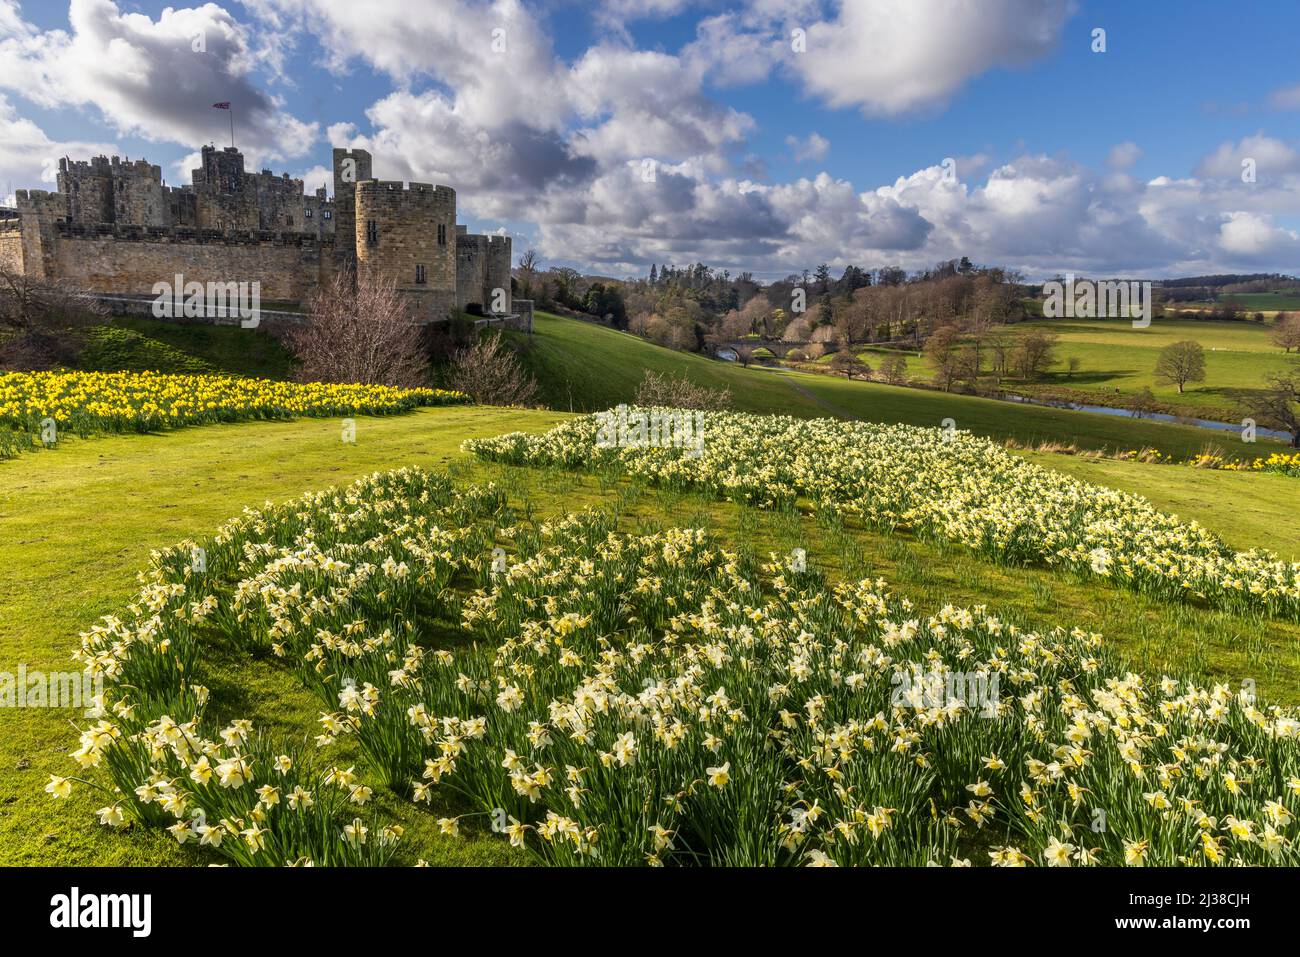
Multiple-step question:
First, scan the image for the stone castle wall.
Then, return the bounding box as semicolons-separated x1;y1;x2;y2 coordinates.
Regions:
46;223;331;301
456;233;512;312
9;145;512;323
0;228;21;274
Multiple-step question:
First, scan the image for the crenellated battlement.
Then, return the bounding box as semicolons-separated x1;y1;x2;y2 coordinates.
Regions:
356;180;456;205
52;220;333;248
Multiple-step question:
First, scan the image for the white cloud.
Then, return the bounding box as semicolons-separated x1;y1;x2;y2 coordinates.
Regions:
794;0;1073;116
4;0;1300;280
0;0;316;167
1217;211;1300;259
786;132;829;162
1196;135;1300;178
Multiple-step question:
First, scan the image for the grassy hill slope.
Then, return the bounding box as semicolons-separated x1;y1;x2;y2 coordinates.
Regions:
512;312;1291;459
78;317;296;379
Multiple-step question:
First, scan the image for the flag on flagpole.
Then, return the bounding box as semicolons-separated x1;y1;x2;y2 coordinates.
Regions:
212;103;234;147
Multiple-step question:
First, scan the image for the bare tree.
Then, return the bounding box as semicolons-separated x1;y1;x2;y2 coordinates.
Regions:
287;269;430;386
447;332;539;407
1129;386;1159;419
1272;313;1300;353
0;264;107;368
515;249;540;301
634;369;732;410
878;352;908;385
1012;328;1058;380
829;348;870;380
923;324;963;391
1245;374;1300;448
1153;340;1206;394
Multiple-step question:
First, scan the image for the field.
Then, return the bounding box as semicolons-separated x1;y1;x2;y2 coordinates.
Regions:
1194;293;1300;314
1009;317;1299;416
843;315;1299;426
4;400;1300;866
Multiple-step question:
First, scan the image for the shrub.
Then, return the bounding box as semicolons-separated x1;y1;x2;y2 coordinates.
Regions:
633;369;732;410
447;332;539;407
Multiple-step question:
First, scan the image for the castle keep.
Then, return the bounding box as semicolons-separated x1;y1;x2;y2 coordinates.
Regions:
0;145;513;322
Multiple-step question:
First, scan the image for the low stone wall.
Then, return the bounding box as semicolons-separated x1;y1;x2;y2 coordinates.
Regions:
92;294;307;326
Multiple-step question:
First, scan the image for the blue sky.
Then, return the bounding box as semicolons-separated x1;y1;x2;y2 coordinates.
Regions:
3;0;1300;280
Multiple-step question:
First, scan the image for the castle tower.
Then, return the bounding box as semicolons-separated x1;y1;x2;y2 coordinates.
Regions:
332;148;372;266
354;179;457;321
191;146;258;230
13;188;69;278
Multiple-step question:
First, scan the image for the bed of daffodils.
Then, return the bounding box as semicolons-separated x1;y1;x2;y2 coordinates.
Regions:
0;370;466;442
1190;450;1300;477
465;409;1300;620
52;467;1300;866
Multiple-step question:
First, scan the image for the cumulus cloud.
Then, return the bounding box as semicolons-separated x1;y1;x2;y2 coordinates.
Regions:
0;0;316;167
794;0;1073;116
1196;135;1300;179
1216;211;1296;257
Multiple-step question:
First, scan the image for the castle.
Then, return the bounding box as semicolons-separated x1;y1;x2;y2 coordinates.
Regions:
0;145;516;323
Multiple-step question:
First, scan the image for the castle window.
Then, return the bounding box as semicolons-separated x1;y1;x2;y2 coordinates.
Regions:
415;264;427;285
437;224;446;245
305;208;313;218
323;210;332;220
366;220;378;245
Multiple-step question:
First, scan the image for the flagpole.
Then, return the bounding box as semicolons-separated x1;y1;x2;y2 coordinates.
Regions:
230;108;235;149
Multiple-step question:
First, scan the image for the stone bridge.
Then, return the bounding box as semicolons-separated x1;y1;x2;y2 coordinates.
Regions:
716;339;811;358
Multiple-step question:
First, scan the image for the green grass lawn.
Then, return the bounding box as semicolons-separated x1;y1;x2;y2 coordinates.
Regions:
954;317;1300;427
1204;292;1300;314
79;316;296;379
4;405;1300;865
841;316;1298;426
1010;317;1298;413
515;313;1291;460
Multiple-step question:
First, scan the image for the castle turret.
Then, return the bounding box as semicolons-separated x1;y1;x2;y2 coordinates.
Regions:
355;179;457;321
332;148;372;266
